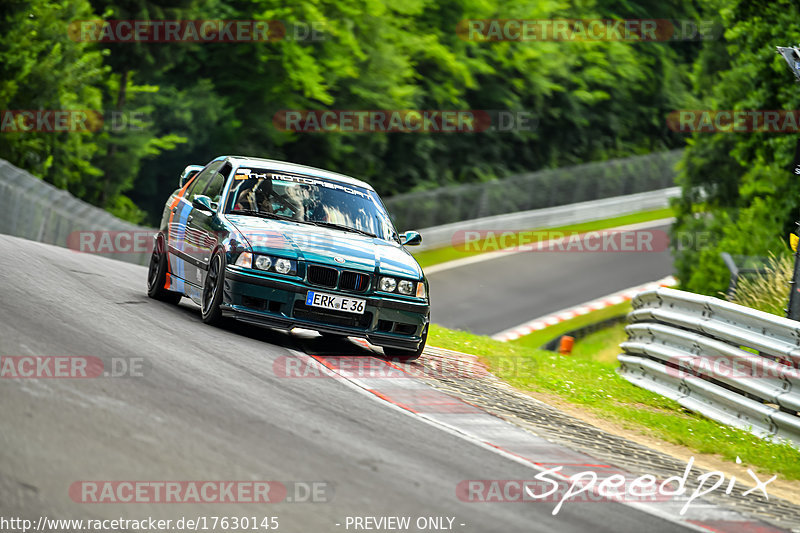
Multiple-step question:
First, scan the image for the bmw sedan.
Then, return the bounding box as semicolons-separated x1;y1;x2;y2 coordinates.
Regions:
147;155;430;361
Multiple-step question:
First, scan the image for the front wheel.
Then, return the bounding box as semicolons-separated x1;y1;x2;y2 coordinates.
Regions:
383;325;428;362
147;236;181;304
202;251;227;325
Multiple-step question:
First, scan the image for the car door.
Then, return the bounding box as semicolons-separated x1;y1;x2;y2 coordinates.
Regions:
184;162;231;289
168;160;222;292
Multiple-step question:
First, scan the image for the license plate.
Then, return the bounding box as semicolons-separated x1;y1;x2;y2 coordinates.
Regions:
305;291;366;315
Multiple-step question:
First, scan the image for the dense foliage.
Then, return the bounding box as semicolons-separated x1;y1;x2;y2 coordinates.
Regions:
673;0;800;295
2;0;697;224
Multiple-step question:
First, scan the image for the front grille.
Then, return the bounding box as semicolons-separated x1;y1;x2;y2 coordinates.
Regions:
292;301;372;329
307;265;338;288
339;271;369;292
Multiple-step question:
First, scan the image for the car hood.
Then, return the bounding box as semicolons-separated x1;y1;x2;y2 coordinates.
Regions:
227;215;423;279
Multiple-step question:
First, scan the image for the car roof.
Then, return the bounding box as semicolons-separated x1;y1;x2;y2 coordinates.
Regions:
213;156;374;191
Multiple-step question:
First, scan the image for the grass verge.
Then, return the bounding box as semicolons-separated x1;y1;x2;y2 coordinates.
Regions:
413;206;674;268
427;319;800;480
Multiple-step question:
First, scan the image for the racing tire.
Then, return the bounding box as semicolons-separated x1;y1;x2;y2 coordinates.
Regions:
147;236;182;305
383;325;428;363
202;251;227;326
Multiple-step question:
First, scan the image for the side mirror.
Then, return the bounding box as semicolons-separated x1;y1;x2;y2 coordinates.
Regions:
400;230;422;246
192;195;214;212
179;165;204;188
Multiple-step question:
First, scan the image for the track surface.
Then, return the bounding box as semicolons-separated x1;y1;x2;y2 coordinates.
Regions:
427;223;674;335
0;235;691;532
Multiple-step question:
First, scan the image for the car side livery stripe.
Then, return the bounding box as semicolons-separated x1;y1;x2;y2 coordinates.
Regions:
165;196;182;291
172;200;194;293
165;177;196;291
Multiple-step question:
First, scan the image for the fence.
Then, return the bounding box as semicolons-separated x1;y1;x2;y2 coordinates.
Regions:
0;159;151;265
384;150;682;231
415;187;678;251
618;287;800;448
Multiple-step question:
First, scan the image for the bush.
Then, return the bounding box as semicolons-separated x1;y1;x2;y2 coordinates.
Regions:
729;253;793;316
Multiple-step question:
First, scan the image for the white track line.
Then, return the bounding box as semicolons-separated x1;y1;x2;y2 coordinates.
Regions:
288;348;762;532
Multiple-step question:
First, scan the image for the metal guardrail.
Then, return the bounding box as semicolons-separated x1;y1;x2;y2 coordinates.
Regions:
384;150;681;231
415;187;678;251
618;287;800;448
0;159;150;265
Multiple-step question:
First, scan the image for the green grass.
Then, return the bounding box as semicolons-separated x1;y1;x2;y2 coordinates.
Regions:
428;320;800;480
414;206;674;268
569;321;628;364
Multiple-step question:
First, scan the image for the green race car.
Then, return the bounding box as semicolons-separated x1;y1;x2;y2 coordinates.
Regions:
147;156;429;361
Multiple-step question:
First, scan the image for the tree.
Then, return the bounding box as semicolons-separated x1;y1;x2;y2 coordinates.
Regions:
672;0;800;295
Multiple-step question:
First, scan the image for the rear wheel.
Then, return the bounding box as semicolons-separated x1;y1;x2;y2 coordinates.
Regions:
383;325;428;362
202;251;226;325
147;236;181;304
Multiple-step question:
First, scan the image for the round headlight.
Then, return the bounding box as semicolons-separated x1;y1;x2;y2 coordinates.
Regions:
275;258;292;274
397;280;414;295
379;277;397;292
255;256;272;271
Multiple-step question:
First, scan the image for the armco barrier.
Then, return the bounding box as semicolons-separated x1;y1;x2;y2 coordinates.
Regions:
0;159;151;265
415;187;679;251
384;149;682;231
618;287;800;448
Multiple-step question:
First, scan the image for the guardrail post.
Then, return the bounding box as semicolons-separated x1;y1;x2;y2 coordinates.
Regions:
787;222;800;320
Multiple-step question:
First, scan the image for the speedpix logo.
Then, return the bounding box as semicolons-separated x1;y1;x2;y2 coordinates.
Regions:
458;457;776;516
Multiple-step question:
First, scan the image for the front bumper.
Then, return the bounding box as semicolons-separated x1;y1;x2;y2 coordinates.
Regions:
221;266;429;350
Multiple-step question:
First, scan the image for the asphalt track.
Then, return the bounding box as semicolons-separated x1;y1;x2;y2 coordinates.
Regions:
0;234;693;532
427;223;674;336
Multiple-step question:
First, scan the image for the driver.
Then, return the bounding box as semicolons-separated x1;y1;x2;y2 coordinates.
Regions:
234;177;273;213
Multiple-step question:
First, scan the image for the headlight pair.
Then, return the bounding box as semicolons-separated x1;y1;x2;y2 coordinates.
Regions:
379;276;425;298
235;252;296;275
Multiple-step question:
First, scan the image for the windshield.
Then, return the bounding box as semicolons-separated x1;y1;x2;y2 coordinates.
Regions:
224;168;397;240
